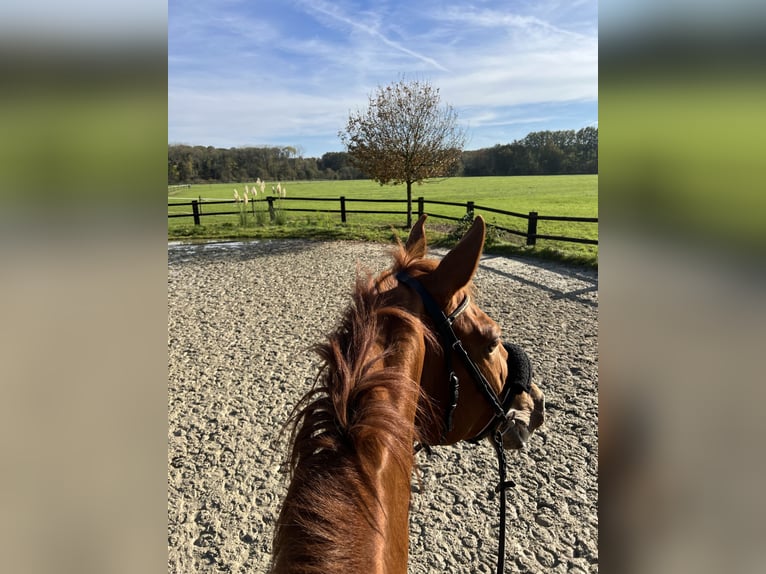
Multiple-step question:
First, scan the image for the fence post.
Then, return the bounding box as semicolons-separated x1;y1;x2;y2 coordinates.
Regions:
340;196;346;223
466;201;475;218
417;197;424;218
267;196;275;222
192;200;201;225
526;211;538;246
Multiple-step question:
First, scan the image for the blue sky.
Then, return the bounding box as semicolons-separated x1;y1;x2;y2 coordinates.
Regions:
168;0;597;158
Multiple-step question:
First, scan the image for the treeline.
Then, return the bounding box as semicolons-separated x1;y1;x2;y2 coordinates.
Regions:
167;127;597;184
166;145;359;183
461;127;598;176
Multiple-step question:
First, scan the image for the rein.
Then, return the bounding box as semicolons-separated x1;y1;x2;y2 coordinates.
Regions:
396;272;527;574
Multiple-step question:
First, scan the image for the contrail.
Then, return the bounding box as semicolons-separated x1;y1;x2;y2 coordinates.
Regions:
302;0;449;72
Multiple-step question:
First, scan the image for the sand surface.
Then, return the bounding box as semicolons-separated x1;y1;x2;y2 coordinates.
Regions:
168;239;598;573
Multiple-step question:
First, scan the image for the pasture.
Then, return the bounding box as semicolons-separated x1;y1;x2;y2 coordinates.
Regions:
168;175;598;265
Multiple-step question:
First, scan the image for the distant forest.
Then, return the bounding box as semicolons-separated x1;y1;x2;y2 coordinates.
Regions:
168;127;597;184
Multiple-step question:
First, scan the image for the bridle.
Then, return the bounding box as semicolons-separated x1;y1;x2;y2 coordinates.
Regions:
396;271;532;574
395;271;532;442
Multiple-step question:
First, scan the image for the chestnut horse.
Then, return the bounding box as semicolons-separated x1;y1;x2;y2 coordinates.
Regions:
271;215;545;574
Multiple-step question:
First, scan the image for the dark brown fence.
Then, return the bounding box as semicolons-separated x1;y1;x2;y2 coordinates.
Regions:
168;196;598;246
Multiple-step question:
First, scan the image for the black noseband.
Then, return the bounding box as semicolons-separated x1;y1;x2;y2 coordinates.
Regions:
503;341;532;395
468;341;532;443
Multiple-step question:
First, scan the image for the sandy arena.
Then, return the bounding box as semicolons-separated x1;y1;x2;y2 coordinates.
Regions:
168;239;598;573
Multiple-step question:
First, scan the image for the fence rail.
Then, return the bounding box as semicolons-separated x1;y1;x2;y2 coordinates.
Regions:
168;196;597;246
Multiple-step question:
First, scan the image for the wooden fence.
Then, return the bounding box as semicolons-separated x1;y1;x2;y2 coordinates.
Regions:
168;196;598;246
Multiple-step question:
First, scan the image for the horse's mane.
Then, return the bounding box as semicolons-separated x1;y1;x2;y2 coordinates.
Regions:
271;244;441;573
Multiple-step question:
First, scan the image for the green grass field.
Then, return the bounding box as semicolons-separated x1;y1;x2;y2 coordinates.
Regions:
169;175;598;266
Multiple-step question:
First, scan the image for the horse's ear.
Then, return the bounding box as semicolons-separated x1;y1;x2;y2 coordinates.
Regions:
405;214;428;259
431;216;485;297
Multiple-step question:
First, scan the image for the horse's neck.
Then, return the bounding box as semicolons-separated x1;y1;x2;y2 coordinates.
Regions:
274;404;417;574
363;386;418;574
340;342;423;574
273;336;423;574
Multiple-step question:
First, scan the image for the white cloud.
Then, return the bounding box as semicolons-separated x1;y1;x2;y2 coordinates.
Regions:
169;86;358;147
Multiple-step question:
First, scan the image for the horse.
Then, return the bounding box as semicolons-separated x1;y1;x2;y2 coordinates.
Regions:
271;215;545;574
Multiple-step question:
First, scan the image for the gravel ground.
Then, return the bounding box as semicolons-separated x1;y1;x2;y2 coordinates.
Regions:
168;239;598;573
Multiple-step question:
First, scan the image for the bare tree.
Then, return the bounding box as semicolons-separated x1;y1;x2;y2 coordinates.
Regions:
339;79;467;227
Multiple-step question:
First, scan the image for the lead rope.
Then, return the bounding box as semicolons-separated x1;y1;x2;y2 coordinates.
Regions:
491;429;515;574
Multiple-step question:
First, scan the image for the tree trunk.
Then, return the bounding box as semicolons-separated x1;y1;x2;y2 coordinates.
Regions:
406;181;413;228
